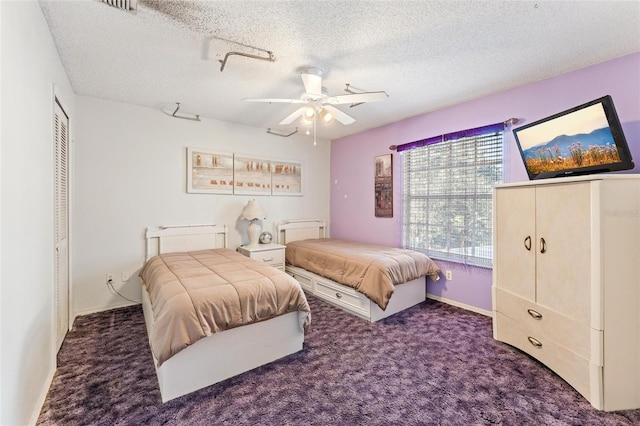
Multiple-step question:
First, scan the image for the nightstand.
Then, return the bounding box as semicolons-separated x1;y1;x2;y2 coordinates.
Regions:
237;243;286;271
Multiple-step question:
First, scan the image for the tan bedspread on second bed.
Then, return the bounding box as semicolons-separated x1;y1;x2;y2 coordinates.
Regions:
285;238;441;310
140;248;310;366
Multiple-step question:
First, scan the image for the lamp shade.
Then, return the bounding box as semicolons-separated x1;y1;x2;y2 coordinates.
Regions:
240;199;266;221
303;107;315;119
320;108;333;123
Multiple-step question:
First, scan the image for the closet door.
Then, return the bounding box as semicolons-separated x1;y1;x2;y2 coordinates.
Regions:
54;98;69;351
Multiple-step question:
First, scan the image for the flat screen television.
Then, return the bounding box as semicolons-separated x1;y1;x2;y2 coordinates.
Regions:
513;95;634;180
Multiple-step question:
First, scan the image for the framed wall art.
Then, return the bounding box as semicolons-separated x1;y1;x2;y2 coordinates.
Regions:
374;154;393;217
271;159;303;196
186;147;302;196
233;155;272;196
187;147;234;194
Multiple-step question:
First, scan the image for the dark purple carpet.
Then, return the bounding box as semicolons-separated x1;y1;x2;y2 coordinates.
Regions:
38;295;640;425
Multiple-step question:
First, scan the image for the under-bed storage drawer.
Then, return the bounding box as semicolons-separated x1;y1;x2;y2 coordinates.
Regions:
314;276;370;318
285;265;374;320
287;269;314;292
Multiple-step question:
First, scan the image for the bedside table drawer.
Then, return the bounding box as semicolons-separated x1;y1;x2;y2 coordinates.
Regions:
252;249;284;265
237;244;286;271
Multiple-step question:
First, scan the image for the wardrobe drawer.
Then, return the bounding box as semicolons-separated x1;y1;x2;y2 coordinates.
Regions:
495;312;595;401
315;278;370;316
495;289;594;359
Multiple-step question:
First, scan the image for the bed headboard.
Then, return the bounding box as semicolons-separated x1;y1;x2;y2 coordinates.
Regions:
277;219;326;244
145;224;228;260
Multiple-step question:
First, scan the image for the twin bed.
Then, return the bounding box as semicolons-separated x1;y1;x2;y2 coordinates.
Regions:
277;220;441;322
140;220;440;401
141;224;310;402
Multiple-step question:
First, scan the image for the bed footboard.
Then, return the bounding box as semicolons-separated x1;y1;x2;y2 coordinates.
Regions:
141;280;304;402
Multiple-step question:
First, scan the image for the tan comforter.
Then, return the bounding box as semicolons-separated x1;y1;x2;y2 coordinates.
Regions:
285;238;441;310
140;248;310;366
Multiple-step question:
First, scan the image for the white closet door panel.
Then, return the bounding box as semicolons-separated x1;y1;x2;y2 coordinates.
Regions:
494;186;536;302
54;99;70;351
535;182;591;324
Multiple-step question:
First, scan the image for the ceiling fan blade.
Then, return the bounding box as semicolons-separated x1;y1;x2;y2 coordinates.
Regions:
301;68;322;96
279;107;306;125
324;91;389;105
323;105;355;125
243;98;307;104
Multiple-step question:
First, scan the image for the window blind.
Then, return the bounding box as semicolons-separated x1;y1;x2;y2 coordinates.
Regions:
401;123;503;267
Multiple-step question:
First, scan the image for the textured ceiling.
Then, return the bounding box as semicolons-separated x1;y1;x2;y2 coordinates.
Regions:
39;0;640;141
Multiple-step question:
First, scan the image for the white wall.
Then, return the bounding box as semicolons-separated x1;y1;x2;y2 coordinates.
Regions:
0;3;329;422
0;2;76;425
72;96;331;315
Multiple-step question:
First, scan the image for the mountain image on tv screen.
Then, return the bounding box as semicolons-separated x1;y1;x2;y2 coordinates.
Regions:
516;103;620;175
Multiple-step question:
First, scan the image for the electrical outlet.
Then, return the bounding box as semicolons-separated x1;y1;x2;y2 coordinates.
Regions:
445;270;453;280
106;273;114;284
122;272;130;282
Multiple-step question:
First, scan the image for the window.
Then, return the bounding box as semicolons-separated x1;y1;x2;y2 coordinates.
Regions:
400;123;503;267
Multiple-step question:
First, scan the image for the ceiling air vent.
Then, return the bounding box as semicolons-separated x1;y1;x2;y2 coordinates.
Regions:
99;0;137;11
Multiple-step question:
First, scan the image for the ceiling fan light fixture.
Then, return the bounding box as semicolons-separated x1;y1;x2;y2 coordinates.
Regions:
244;65;383;129
320;108;333;123
304;107;315;119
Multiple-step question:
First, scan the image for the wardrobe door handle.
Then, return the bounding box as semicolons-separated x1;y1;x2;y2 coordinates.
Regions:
528;337;543;348
336;292;342;299
527;309;543;320
524;236;532;251
540;237;547;254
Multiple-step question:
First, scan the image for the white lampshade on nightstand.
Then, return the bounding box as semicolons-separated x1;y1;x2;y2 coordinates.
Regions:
240;199;266;248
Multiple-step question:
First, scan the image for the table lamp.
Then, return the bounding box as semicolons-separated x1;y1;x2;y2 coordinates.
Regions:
240;199;266;248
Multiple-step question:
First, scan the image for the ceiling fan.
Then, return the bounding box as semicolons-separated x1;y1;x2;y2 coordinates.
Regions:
243;68;388;126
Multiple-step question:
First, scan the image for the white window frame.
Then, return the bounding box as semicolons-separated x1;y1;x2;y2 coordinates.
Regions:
401;125;504;267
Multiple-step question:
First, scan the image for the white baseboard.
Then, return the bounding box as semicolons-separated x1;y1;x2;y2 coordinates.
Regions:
426;293;492;317
30;367;55;426
73;300;140;321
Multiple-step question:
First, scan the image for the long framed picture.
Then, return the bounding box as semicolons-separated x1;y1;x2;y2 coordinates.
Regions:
374;154;393;217
186;147;302;196
187;147;234;194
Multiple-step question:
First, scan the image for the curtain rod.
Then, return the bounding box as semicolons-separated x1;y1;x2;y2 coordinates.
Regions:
390;118;519;152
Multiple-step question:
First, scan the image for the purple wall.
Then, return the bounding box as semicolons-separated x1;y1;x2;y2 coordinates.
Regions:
330;52;640;313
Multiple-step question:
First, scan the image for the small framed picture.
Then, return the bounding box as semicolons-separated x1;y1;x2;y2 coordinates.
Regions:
374;154;393;217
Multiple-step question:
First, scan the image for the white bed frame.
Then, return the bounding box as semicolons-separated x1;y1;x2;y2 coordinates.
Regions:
143;224;304;402
277;220;427;322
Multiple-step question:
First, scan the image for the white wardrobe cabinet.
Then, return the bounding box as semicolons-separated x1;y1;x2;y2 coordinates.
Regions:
492;175;640;411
